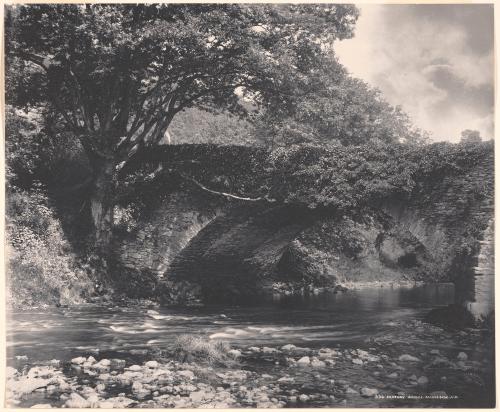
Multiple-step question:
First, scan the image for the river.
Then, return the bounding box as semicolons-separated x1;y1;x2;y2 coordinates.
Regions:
6;283;495;408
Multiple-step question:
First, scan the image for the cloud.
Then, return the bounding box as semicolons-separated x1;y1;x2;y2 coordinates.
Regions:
334;4;494;142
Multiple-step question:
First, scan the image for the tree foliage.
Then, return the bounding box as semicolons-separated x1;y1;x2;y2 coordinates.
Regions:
126;140;493;216
460;129;482;144
6;105;91;191
256;67;429;147
6;3;359;167
168;107;258;146
6;3;361;253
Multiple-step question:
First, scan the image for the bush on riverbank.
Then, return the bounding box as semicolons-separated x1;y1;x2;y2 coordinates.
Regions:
6;186;96;307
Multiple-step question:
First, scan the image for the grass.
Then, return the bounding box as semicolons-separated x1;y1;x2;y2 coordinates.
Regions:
172;334;238;367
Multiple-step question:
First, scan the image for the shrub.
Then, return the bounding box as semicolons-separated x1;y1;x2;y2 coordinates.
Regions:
6;185;96;307
172;334;236;367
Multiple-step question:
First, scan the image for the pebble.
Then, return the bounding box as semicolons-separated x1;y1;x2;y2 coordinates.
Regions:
417;376;429;385
97;359;111;366
299;394;309;402
277;376;294;383
178;370;195;379
128;364;142;372
30;404;52;408
360;387;379;397
297;356;311;366
281;344;297;351
71;357;86;365
352;358;363;365
398;354;421;362
387;372;398;379
86;394;100;407
457;352;468;361
65;393;90;408
110;359;126;368
6;366;18;378
145;360;159;368
132;381;143;392
311;359;326;368
228;349;242;358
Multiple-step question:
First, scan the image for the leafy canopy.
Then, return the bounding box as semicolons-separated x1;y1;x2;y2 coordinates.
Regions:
6;4;359;165
256;65;429;147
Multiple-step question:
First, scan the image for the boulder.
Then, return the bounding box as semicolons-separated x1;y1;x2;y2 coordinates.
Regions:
71;357;86;365
6;366;18;379
277;376;294;383
145;360;160;368
228;349;242;358
65;393;90;408
296;356;310;366
398;354;421;362
178;370;195;380
417;376;429;385
361;387;379;397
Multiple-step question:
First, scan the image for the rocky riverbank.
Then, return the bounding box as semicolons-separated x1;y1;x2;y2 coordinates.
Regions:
6;318;494;408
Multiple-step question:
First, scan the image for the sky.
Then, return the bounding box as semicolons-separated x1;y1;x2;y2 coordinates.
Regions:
334;4;494;143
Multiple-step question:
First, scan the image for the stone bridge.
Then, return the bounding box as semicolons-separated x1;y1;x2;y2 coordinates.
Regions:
113;144;494;314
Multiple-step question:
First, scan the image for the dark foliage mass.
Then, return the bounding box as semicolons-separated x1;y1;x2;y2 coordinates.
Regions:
127;140;493;215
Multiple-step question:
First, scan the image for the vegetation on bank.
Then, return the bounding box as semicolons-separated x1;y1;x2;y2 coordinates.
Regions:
6;186;96;307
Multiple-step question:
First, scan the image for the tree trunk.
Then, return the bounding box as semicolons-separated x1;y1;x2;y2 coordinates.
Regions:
89;160;116;261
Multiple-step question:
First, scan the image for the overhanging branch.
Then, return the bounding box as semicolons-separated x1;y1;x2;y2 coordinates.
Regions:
179;172;275;203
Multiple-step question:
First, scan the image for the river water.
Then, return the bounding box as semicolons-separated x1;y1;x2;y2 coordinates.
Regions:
6;283;495;408
7;284;456;363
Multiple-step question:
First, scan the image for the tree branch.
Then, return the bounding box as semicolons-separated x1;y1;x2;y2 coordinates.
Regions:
179;172;275;202
11;50;52;71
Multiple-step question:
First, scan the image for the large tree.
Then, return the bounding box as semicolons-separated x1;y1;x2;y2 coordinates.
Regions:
6;4;359;256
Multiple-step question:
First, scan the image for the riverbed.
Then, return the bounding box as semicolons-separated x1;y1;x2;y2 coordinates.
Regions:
6;284;495;408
